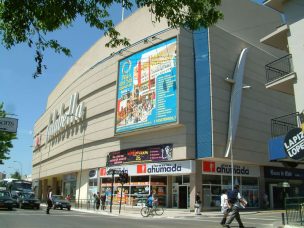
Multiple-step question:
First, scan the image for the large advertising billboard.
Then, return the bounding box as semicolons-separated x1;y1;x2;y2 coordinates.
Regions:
115;38;177;133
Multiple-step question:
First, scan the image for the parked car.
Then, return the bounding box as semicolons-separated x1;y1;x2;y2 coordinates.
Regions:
52;195;71;210
11;191;22;208
10;195;19;208
0;190;14;210
19;192;40;209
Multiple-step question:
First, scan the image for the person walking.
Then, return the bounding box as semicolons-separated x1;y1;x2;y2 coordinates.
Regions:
46;187;53;214
94;192;101;210
220;189;230;226
65;194;71;201
101;194;106;210
195;192;202;215
223;185;245;228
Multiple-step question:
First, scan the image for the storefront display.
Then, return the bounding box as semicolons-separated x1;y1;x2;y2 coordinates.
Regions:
264;166;304;209
63;173;77;200
100;175;166;206
99;160;195;207
171;175;190;208
88;169;98;201
202;161;260;208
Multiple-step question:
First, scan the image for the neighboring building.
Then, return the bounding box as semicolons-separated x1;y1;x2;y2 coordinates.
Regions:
32;0;301;210
0;172;6;180
261;0;304;209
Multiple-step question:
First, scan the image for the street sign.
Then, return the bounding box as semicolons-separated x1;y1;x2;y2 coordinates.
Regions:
106;168;121;175
0;117;18;133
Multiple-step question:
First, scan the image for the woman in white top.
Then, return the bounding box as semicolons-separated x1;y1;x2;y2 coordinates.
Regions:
220;189;230;225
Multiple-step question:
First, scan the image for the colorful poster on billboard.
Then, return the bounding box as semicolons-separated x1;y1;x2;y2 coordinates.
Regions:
116;38;177;133
107;144;173;166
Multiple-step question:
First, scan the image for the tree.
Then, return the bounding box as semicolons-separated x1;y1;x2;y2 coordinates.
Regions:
0;0;223;78
10;171;21;180
0;102;17;164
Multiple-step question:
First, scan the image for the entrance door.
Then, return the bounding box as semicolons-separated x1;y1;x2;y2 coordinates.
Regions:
179;186;187;209
270;184;285;209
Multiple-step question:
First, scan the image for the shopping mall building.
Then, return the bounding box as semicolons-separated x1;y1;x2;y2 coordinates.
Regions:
32;0;304;210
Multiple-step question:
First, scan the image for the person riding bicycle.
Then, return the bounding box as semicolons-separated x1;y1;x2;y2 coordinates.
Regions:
141;193;164;217
146;194;153;208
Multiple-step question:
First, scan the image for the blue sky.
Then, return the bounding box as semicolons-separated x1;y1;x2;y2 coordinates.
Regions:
0;4;134;177
0;0;264;177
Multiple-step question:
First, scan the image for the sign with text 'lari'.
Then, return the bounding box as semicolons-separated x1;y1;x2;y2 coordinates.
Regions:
284;128;304;160
0;117;18;133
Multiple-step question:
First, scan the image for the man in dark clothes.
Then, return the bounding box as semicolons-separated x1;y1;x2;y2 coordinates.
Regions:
223;185;245;228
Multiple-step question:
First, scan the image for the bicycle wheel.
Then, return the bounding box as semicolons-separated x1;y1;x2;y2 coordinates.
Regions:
140;207;150;217
154;206;164;216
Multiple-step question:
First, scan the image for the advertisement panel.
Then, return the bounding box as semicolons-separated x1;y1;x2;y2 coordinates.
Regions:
107;144;173;166
115;38;177;133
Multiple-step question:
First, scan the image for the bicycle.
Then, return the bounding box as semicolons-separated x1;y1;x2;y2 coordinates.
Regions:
140;204;164;217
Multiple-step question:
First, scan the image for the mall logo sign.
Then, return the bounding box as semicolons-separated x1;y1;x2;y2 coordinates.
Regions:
46;93;85;143
284;128;304;160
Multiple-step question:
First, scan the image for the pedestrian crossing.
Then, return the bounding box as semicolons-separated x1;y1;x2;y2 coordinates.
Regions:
0;208;283;227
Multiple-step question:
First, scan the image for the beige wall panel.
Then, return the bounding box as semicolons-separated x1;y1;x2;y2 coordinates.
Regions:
210;26;295;161
218;0;285;57
211;97;230;115
179;88;195;102
180;111;196;125
178;29;196;156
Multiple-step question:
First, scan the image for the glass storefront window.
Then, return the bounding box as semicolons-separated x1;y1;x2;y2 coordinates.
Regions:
203;175;259;208
101;178;112;185
222;175;241;186
129;176;149;207
99;175;169;207
183;175;190;183
151;176;167;206
242;189;259;207
242;177;258;186
172;175;189;184
131;175;149;183
203;175;221;185
151;176;167;185
211;185;221;195
89;179;97;186
173;176;183;184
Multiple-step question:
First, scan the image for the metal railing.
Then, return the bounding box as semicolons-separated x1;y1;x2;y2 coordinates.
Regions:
265;54;293;84
271;112;299;137
285;197;304;226
58;197;150;211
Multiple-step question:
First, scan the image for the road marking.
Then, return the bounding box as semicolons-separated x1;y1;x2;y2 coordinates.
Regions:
245;217;279;221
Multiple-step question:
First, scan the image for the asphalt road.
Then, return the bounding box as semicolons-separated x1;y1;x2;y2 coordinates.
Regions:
0;208;284;228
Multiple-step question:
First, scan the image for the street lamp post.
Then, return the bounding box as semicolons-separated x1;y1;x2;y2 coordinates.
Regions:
77;124;85;208
67;114;86;208
13;161;23;179
7;166;17;177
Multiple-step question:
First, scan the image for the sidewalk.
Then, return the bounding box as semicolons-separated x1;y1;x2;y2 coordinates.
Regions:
68;206;296;227
70;205;262;219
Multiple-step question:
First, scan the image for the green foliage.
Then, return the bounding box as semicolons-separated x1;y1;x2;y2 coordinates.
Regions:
0;103;17;164
0;0;222;78
10;171;21;180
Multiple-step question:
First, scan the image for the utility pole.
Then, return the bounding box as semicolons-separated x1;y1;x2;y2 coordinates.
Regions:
107;169;120;213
